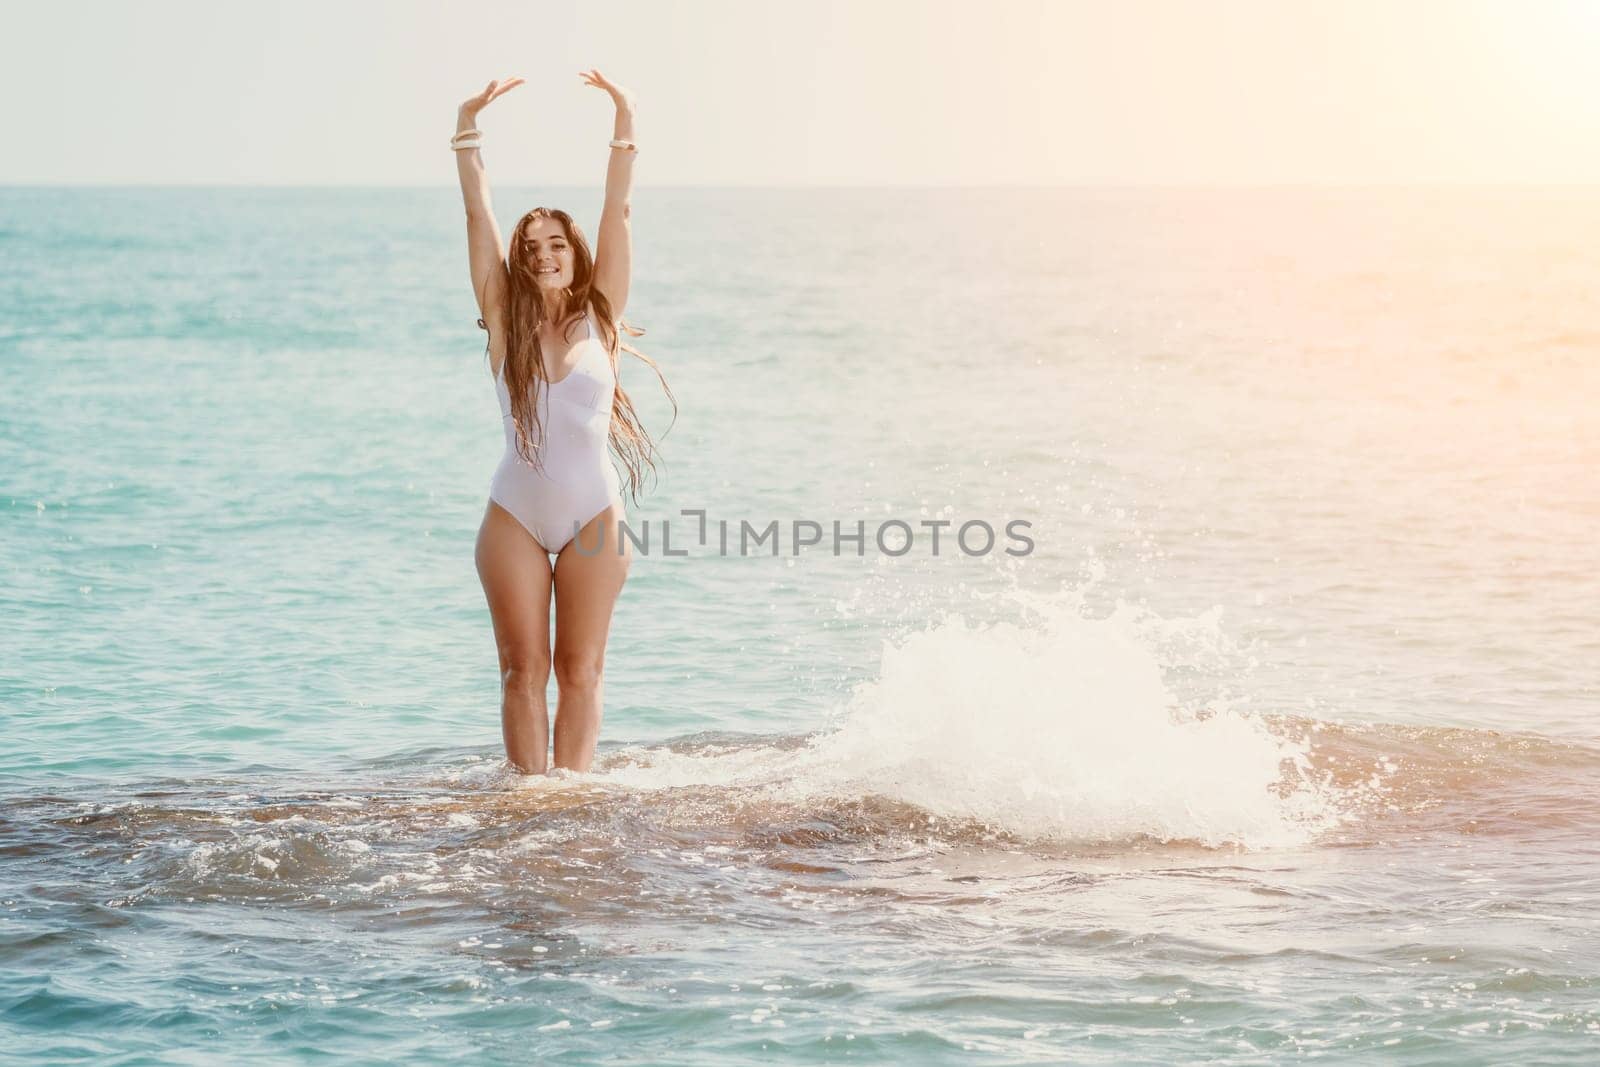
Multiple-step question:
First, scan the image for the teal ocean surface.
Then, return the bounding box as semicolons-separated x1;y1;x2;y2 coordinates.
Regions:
3;185;1599;1063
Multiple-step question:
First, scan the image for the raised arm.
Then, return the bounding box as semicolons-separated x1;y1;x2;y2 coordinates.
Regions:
455;77;524;329
580;69;636;317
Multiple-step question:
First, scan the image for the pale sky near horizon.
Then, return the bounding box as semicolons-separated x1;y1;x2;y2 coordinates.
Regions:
3;0;1599;186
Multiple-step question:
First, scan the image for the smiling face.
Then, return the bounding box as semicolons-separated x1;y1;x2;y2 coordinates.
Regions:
519;214;575;291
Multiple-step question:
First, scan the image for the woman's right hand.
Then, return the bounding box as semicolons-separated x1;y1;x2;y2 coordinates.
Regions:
459;77;525;119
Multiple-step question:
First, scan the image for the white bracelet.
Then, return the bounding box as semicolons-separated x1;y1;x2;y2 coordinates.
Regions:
608;139;637;152
451;139;482;151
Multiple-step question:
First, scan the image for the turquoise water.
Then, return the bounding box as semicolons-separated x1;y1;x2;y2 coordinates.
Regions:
4;185;1600;1063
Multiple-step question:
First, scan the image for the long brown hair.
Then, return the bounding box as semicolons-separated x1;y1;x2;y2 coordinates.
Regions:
495;206;674;501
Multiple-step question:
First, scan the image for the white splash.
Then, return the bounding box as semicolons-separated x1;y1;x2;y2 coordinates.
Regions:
785;591;1334;848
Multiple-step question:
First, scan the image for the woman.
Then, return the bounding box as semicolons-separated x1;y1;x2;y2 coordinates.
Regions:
454;70;670;776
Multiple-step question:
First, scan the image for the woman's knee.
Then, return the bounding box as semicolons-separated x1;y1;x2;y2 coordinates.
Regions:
553;649;604;692
501;649;551;692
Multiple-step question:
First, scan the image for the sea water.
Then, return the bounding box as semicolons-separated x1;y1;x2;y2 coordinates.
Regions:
2;186;1598;1063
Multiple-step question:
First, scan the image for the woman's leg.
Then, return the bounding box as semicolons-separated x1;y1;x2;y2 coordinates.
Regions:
550;502;632;771
475;500;555;773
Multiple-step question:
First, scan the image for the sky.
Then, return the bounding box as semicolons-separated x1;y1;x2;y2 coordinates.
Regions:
2;0;1599;186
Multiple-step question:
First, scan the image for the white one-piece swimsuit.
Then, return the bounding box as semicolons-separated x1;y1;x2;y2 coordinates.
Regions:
489;308;624;554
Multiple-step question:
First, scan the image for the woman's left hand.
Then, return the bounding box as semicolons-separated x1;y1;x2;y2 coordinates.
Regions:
579;68;635;112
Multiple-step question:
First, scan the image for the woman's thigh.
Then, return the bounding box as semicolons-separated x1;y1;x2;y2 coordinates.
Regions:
551;502;631;683
476;499;554;674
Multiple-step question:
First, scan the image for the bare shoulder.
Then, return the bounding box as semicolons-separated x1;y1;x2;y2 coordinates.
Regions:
587;295;621;334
